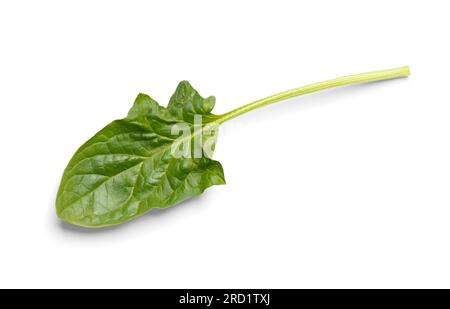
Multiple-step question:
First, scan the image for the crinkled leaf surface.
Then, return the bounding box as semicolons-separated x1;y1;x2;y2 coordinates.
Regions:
56;81;225;227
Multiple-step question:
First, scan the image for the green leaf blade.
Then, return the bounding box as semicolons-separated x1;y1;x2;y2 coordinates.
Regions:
56;82;225;228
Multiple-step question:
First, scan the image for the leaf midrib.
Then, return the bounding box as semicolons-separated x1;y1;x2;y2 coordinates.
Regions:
58;121;219;215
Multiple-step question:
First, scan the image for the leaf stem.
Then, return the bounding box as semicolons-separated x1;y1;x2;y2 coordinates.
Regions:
216;66;410;124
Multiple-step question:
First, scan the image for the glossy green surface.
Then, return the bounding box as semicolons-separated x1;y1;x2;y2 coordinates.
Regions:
56;81;225;227
57;67;409;228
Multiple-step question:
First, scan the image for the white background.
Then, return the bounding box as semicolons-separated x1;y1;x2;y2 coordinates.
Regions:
0;0;449;288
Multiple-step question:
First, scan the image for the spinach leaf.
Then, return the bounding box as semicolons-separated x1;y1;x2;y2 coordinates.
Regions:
56;81;225;227
56;66;410;227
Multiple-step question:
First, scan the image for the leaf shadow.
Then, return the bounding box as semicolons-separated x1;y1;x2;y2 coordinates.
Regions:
56;194;207;234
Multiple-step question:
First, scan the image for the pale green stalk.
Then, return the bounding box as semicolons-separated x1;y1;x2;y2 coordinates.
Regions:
217;66;410;124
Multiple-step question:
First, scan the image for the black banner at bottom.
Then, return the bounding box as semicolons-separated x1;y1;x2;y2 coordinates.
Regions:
0;289;448;307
